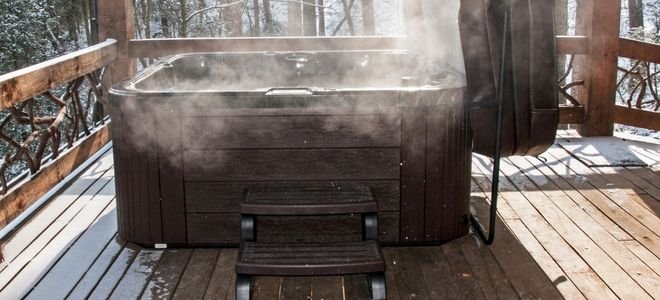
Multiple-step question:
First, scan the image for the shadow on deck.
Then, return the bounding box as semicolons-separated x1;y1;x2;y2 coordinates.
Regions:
0;131;658;299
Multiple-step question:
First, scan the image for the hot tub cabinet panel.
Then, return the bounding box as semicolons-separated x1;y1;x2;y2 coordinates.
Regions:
108;52;471;246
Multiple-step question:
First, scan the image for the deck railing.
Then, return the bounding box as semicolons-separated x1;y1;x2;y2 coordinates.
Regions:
556;36;660;132
557;36;589;125
0;39;117;227
615;38;660;131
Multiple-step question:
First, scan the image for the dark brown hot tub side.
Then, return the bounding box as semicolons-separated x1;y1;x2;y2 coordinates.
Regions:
107;51;471;247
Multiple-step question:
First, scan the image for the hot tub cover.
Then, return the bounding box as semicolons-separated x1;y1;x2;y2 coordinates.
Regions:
459;0;558;158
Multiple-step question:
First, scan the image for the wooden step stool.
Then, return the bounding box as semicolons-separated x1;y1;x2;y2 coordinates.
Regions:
235;183;387;300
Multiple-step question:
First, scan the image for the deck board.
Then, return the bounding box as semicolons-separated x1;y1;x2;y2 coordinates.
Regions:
0;153;114;274
0;175;115;299
415;246;466;299
110;249;163;299
88;244;139;299
546;147;660;235
27;202;118;299
473;158;614;299
457;236;519;299
470;171;575;299
203;249;236;299
171;249;218;300
508;156;660;297
68;234;126;299
540;150;660;257
440;242;486;299
497;157;657;299
0;132;658;299
140;249;192;300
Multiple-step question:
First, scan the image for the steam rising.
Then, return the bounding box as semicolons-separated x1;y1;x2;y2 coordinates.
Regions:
421;0;465;78
109;1;468;167
132;50;464;92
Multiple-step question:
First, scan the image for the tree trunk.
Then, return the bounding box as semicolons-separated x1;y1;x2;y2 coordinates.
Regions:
361;0;374;35
178;0;188;37
81;0;92;44
195;0;206;36
263;0;273;33
573;0;590;106
288;1;302;35
253;0;261;36
223;0;243;37
136;0;152;39
555;0;568;84
341;0;355;35
145;0;152;38
157;0;171;37
555;0;568;36
628;0;644;29
303;0;316;36
89;0;98;43
318;0;326;36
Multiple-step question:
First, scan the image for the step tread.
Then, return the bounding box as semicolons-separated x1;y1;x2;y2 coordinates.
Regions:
241;183;377;215
236;241;385;276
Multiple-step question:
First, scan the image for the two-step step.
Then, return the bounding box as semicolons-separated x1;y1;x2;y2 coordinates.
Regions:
235;183;387;299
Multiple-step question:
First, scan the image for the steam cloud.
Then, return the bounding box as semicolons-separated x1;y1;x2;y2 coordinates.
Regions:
109;0;468;170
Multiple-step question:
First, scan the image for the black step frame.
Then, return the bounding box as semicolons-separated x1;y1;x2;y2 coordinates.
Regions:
236;185;386;300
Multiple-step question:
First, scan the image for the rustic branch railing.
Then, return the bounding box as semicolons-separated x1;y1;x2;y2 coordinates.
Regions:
614;38;660;131
556;36;588;124
0;39;117;227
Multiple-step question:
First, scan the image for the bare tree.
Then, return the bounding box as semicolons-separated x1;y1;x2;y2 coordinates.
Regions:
341;0;355;35
157;0;171;37
555;0;568;84
178;0;188;36
136;0;152;38
253;0;261;36
303;0;317;36
288;1;302;35
194;0;208;36
223;0;243;36
318;0;326;36
628;0;645;29
361;0;374;35
263;0;273;34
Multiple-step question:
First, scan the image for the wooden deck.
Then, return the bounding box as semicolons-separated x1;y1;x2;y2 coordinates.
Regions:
0;131;658;299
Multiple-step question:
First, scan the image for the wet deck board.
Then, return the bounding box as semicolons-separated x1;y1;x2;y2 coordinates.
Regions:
0;132;658;299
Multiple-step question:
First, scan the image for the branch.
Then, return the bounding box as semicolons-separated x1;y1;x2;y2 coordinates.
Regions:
340;0;355;35
186;0;246;22
332;0;356;36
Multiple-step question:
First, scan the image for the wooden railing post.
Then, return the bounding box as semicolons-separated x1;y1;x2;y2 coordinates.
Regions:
97;0;134;84
575;0;621;136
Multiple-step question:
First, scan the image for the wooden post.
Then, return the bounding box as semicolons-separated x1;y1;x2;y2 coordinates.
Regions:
97;0;135;84
575;0;621;136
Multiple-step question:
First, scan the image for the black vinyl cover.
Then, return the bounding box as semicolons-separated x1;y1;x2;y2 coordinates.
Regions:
459;0;559;158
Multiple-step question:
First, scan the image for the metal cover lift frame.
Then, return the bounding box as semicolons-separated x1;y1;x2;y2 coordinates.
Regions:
469;9;510;245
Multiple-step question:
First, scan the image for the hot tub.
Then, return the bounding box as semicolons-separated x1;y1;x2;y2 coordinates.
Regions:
107;51;471;247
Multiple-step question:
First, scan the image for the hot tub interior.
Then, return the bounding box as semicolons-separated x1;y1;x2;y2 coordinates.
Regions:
131;51;463;92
